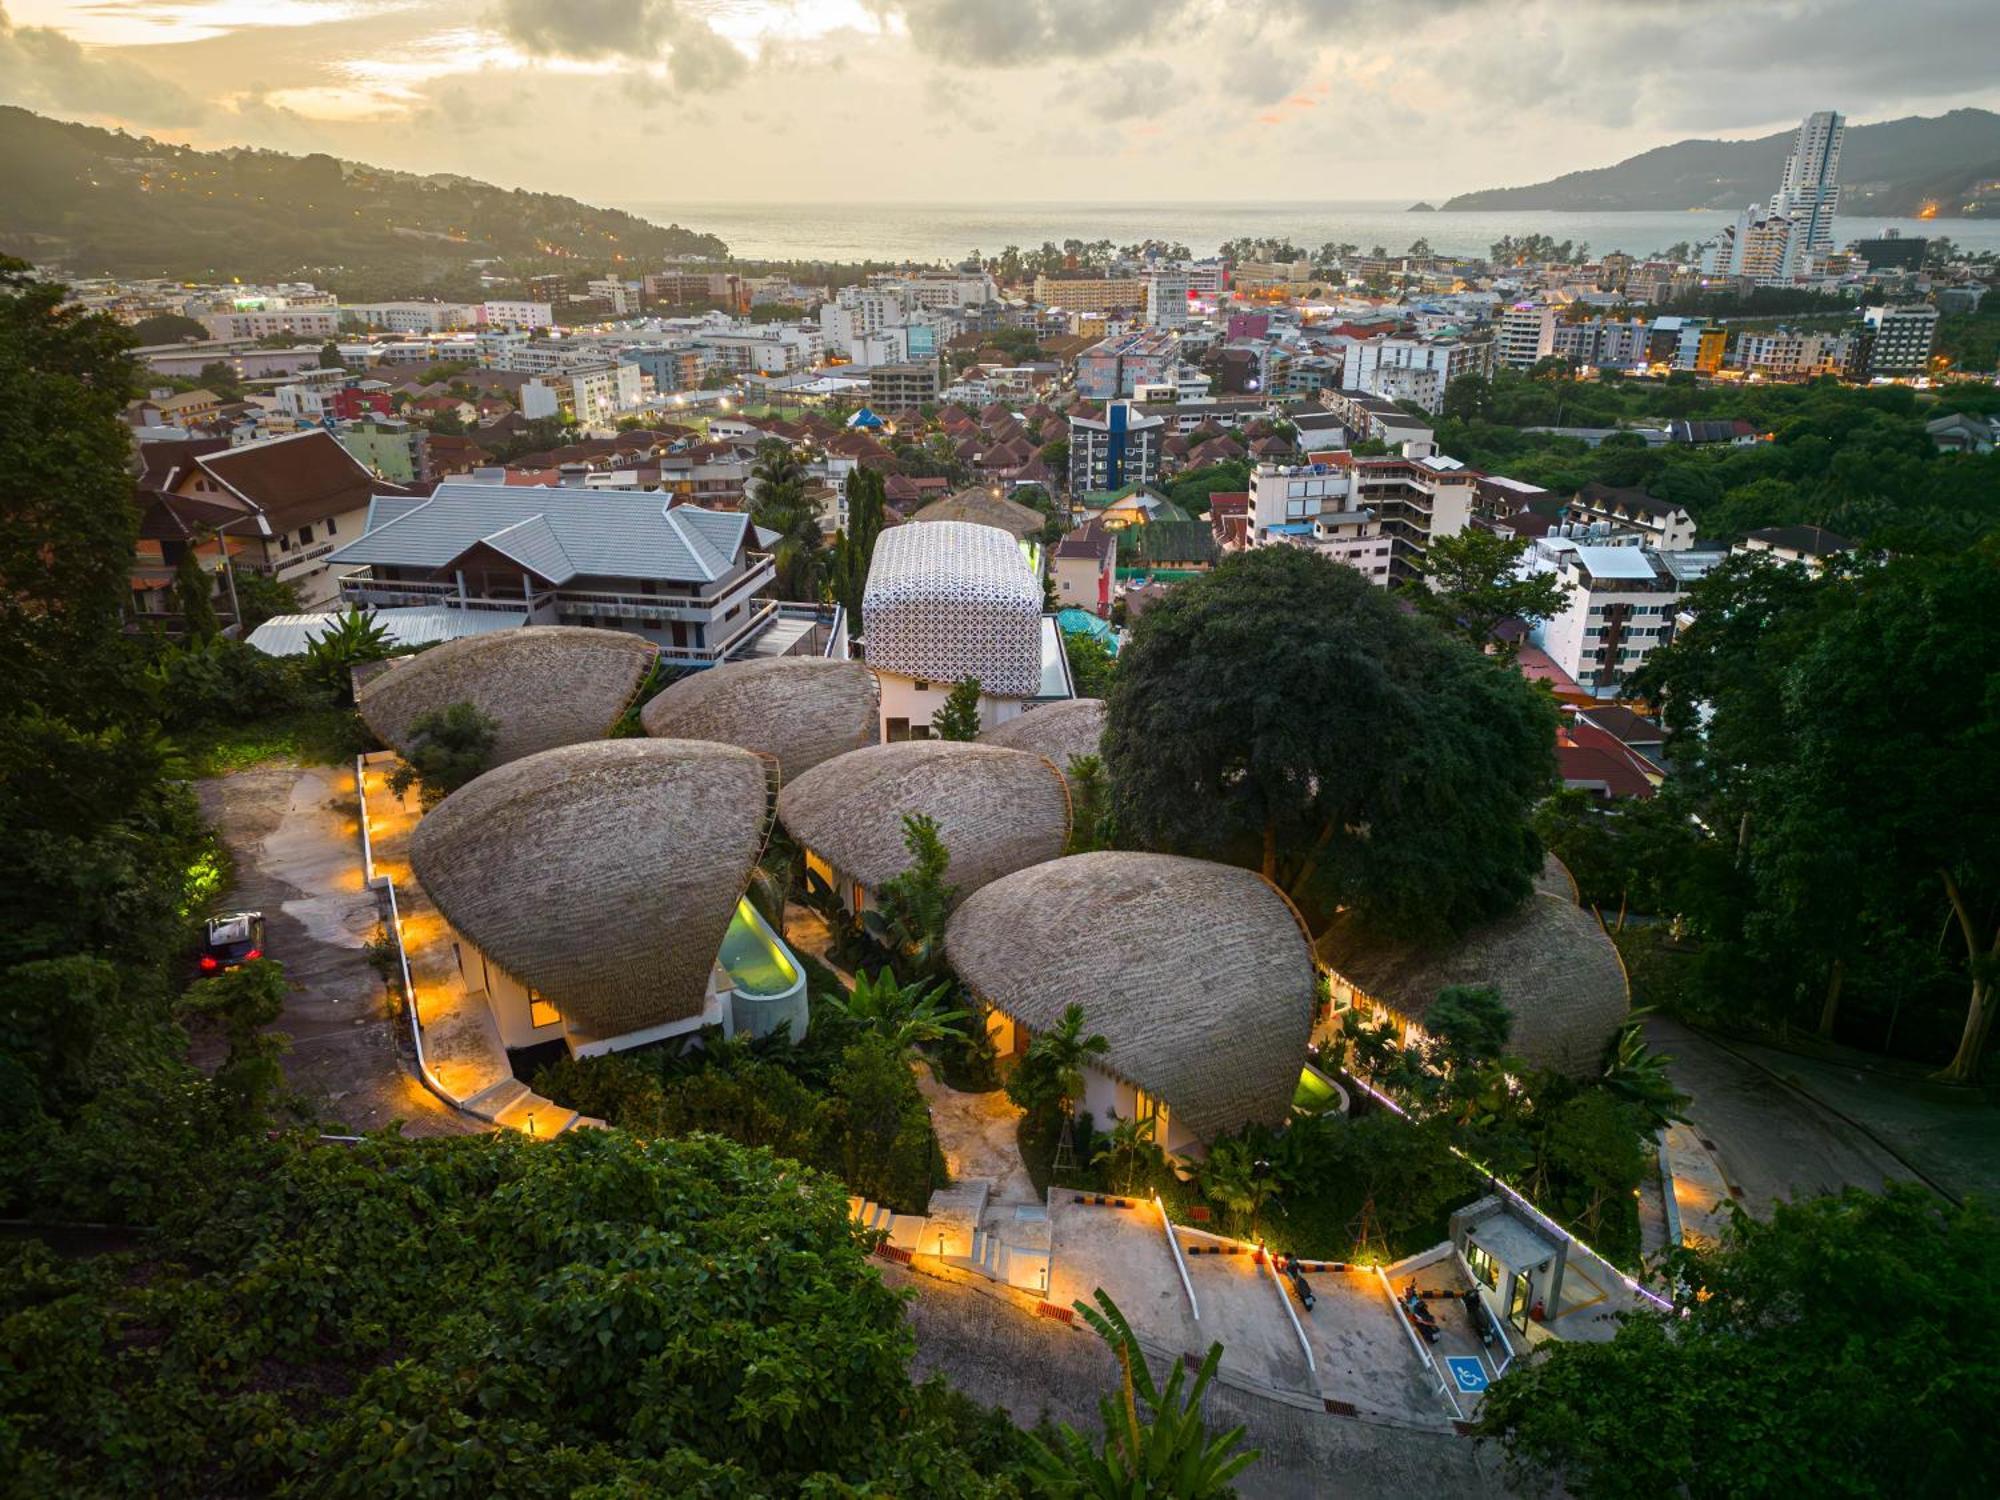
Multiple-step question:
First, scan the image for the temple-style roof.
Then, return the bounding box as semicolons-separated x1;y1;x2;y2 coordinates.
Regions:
978;699;1106;781
776;740;1069;900
947;853;1318;1143
640;656;878;784
862;521;1043;697
356;626;653;767
410;739;772;1042
1317;894;1628;1077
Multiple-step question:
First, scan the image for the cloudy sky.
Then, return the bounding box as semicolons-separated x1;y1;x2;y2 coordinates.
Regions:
3;0;1996;208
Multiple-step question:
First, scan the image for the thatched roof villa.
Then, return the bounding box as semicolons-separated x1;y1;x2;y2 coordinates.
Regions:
1315;882;1628;1077
947;852;1319;1153
357;625;653;767
978;698;1106;782
410;738;807;1055
640;656;879;784
775;740;1070;911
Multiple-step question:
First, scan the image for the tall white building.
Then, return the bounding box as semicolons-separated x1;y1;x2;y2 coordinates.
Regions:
1770;110;1844;271
1497;304;1558;369
1145;270;1191;329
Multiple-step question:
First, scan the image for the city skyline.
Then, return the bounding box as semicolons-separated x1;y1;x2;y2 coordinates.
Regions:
2;1;1998;208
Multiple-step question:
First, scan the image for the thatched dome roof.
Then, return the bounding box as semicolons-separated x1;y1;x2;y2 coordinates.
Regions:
639;657;878;784
978;699;1106;778
1316;895;1628;1077
776;740;1069;900
946;853;1318;1144
357;626;652;768
1533;852;1581;904
411;739;772;1042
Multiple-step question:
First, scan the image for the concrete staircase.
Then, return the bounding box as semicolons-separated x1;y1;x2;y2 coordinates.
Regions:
848;1176;1055;1295
460;1076;586;1136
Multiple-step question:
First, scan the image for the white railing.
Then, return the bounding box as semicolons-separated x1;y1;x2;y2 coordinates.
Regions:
355;753;450;1110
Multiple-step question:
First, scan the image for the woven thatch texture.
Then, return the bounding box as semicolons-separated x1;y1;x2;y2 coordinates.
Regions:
978;699;1106;782
1533;852;1581;904
640;656;879;784
358;626;653;767
775;740;1070;901
411;738;770;1041
946;853;1318;1144
1316;895;1628;1077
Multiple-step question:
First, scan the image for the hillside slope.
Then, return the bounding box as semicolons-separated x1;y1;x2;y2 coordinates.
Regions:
0;107;727;294
1443;109;2000;216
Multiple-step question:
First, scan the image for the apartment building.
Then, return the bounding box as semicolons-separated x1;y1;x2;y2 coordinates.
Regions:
203;307;341;341
1522;538;1721;698
866;361;942;409
341;302;477;334
1565;482;1698;550
567;361;646;430
1075;328;1183;400
1145;269;1191;329
1861;303;1939;377
1734;328;1856;378
1033;274;1145;314
696;324;823;376
1497;304;1559;368
1341;336;1494;413
1069;402;1165;493
1318;388;1436;452
481;300;556;331
586;278;639;316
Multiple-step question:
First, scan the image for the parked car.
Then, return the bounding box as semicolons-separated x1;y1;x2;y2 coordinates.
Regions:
199;911;266;974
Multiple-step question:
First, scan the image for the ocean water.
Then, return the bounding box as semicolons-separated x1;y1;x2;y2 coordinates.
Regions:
623;200;2000;266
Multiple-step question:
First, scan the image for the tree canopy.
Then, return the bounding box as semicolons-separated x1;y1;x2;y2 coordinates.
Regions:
1478;1185;1999;1499
1103;547;1557;937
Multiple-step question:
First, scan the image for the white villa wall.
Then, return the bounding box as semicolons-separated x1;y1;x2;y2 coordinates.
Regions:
876;669;1026;744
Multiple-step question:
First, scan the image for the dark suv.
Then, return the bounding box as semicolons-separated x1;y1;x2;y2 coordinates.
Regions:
198;911;266;974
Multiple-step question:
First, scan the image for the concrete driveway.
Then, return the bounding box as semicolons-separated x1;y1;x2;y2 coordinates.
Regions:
198;764;476;1138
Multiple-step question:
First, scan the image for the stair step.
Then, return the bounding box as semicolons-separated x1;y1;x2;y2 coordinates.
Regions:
462;1077;529;1120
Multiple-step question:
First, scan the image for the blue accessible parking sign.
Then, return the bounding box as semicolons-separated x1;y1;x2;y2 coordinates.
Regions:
1445;1356;1489;1394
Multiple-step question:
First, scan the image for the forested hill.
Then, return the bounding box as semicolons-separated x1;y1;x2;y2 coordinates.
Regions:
0;106;728;296
1442;109;2000;217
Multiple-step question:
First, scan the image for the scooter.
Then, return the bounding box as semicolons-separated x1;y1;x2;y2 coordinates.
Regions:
1401;1284;1441;1344
1282;1252;1316;1312
1462;1287;1496;1347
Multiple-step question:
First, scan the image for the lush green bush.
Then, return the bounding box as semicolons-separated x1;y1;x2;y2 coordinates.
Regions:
147;635;314;733
0;1130;1027;1496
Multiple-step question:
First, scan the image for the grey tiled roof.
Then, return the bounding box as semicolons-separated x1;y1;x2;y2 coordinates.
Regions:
330;482;750;584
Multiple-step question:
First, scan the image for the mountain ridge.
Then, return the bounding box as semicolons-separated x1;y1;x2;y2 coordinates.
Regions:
0;106;728;295
1442;109;2000;217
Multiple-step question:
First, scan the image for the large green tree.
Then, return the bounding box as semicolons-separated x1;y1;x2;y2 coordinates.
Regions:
1411;528;1571;656
1633;547;2000;1076
1478;1185;1999;1499
1103;547;1557;937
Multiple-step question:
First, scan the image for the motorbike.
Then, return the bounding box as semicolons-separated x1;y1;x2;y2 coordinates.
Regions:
1462;1287;1496;1347
1401;1284;1441;1344
1282;1252;1316;1312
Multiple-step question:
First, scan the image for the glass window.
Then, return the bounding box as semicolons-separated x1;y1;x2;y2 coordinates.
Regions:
527;988;560;1029
1465;1240;1500;1290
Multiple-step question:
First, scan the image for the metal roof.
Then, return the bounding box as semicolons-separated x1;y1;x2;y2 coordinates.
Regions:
244;606;526;657
329;482;750;584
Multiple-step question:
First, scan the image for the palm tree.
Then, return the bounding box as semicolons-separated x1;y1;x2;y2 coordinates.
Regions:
1023;1003;1109;1120
303;609;392;704
1024;1290;1257;1500
1602;1015;1689;1131
1091;1110;1162;1196
1193;1136;1279;1239
829;968;969;1055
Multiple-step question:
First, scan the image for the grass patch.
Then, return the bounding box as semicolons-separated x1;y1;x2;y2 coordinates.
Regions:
178;706;373;777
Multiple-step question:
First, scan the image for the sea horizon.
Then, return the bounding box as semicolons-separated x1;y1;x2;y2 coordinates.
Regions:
622;198;2000;266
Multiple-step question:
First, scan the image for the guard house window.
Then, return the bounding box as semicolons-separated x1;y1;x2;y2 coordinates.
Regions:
1465;1240;1500;1291
527;988;561;1029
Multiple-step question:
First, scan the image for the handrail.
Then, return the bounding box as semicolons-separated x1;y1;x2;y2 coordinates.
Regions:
1263;1246;1316;1375
355;753;451;1111
1155;1193;1200;1323
1377;1265;1460;1421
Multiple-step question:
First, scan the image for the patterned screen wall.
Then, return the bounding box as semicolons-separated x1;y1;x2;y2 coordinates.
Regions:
863;521;1043;697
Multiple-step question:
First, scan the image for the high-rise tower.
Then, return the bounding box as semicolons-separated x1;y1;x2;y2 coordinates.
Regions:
1770;110;1844;272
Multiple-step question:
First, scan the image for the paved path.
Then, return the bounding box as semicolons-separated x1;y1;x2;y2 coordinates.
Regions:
198;765;475;1138
1645;1015;1906;1218
881;1261;1521;1499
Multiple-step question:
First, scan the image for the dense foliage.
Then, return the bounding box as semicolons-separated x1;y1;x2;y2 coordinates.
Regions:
1437;370;1999;554
1104;546;1558;938
1;1129;1033;1496
1478;1185;1999;1499
1611;547;2000;1077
